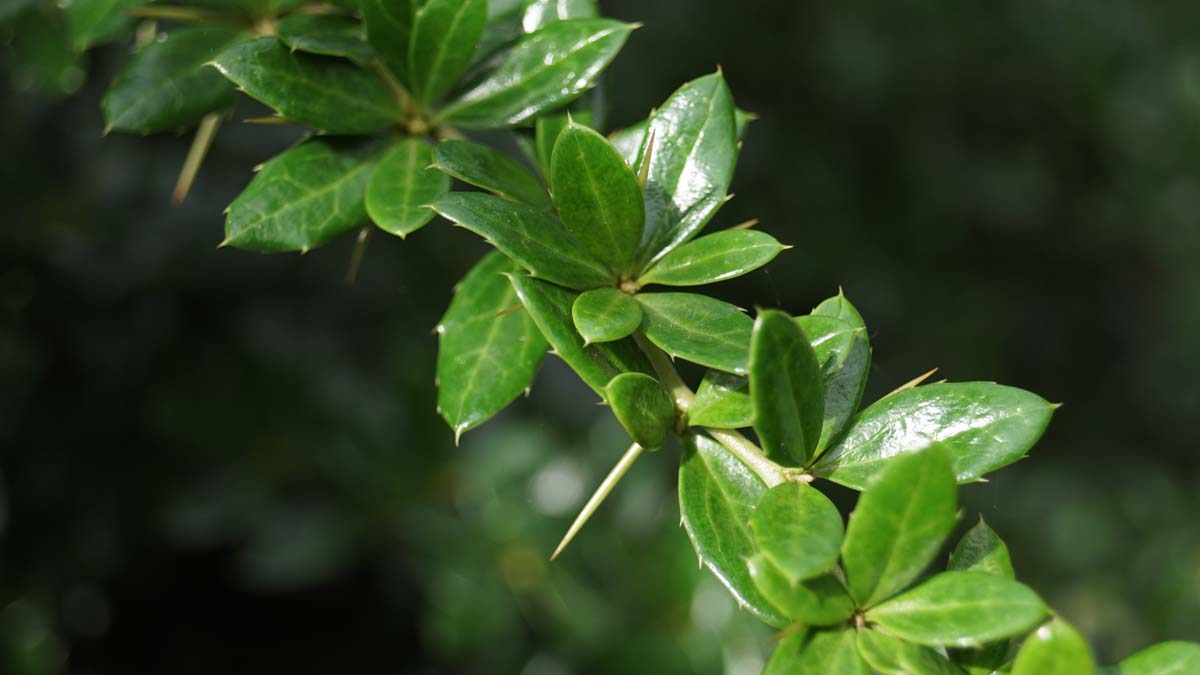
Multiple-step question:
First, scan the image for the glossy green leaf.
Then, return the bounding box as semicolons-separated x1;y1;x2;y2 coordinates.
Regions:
521;0;595;32
408;0;486;105
224;138;381;252
508;274;651;395
606;373;674;450
678;432;787;627
747;555;854;626
1115;641;1200;675
750;310;825;465
687;370;750;429
796;298;871;454
949;518;1015;579
551;122;645;275
750;482;843;582
571;288;641;344
841;445;957;608
365;139;449;238
438;19;632;128
638;230;785;287
857;627;963;675
813;382;1057;491
867;571;1048;648
212;37;401;134
813;290;866;325
275;14;374;65
66;0;140;51
360;0;417;83
102;27;248;134
765;629;870;675
1012;619;1095;675
953;642;1012;675
636;293;752;374
433;192;614;290
431;139;550;207
535;109;591;178
437;251;548;438
608;118;648;166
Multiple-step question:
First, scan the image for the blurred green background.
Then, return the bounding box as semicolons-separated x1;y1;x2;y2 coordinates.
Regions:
2;1;1199;673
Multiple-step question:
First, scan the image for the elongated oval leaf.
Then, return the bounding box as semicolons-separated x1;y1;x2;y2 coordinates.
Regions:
365;139;449;238
866;571;1048;648
796;305;871;454
571;288;641;344
275;14;374;65
437;251;548;438
224;138;381;252
814;382;1057;490
521;0;595;32
840;445;957;608
857;628;963;675
103;27;248;133
437;19;632;128
750;482;843;582
949;518;1015;579
1116;642;1200;675
432;139;550;207
408;0;486;105
765;629;869;675
536;110;592;179
433;192;614;289
361;0;417;83
688;370;750;429
747;555;853;626
637;292;752;374
606;373;674;450
1012;619;1095;675
678;432;786;627
751;310;824;465
212;37;401;134
638;230;786;287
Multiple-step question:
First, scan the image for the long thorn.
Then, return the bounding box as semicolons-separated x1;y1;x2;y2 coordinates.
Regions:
550;443;644;560
344;227;373;286
637;129;657;189
172;112;221;206
883;367;939;399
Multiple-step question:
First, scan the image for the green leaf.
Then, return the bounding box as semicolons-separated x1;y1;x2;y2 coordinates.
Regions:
571;288;641;344
678;432;787;627
360;0;417;83
432;192;614;289
1012;619;1095;675
605;373;674;450
636;293;752;374
535;113;570;178
949;518;1015;579
608;118;648;166
437;251;548;438
750;310;825;465
687;370;750;429
508;274;651;394
431;139;550;207
747;556;854;626
437;19;632;128
638;230;785;287
275;14;374;65
857;628;963;675
408;0;486;105
634;72;737;267
550;122;645;276
66;0;140;51
953;642;1012;675
750;482;843;582
796;298;871;454
867;571;1048;648
813;290;866;325
365;139;449;238
521;0;595;32
840;445;957;608
103;27;248;134
224;138;381;252
211;37;401;134
1115;642;1200;675
765;629;870;675
813;382;1057;491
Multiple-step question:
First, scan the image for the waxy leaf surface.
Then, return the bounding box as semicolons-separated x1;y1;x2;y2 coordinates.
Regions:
1116;642;1200;675
750;482;843;582
361;0;418;83
687;370;750;429
796;309;871;454
765;629;869;675
637;293;752;374
857;628;963;675
605;373;674;450
747;555;853;626
571;288;641;344
365;139;449;238
408;0;486;105
275;14;373;64
1012;619;1095;675
949;518;1014;579
639;230;785;287
432;139;550;207
521;0;595;32
751;310;824;465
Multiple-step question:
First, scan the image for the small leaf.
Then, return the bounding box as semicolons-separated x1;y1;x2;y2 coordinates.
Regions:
67;0;140;52
224;138;380;252
841;445;957;608
857;628;963;675
408;0;486;105
813;290;866;325
571;288;641;344
433;192;614;290
1115;641;1200;675
638;230;785;287
1012;619;1095;675
608;118;648;166
747;555;853;627
688;370;750;429
605;373;674;450
438;19;632;128
275;14;374;65
536;110;591;179
750;482;843;582
432;139;550;207
949;518;1015;579
636;292;752;374
750;310;824;465
867;571;1047;648
678;432;787;627
437;251;548;437
796;295;871;453
360;0;418;83
212;37;401;134
765;629;870;675
365;139;449;238
521;0;596;32
813;382;1056;491
551;122;645;276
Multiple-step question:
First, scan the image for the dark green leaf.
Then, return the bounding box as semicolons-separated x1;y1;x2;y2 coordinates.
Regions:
765;629;870;675
67;0;140;51
408;0;486;105
814;382;1057;491
841;445;957;608
687;370;750;429
608;118;648;166
949;518;1015;579
750;310;824;465
275;14;374;65
437;251;548;438
437;19;632;128
571;288;641;344
212;37;401;133
857;628;963;675
224;138;381;252
521;0;595;32
953;642;1012;675
365;139;449;238
750;482;843;582
103;27;248;133
796;298;871;454
638;229;785;287
747;555;853;626
1115;642;1200;675
605;373;674;450
433;192;614;289
1012;619;1095;675
636;292;752;374
360;0;417;83
431;139;550;207
535;109;592;178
